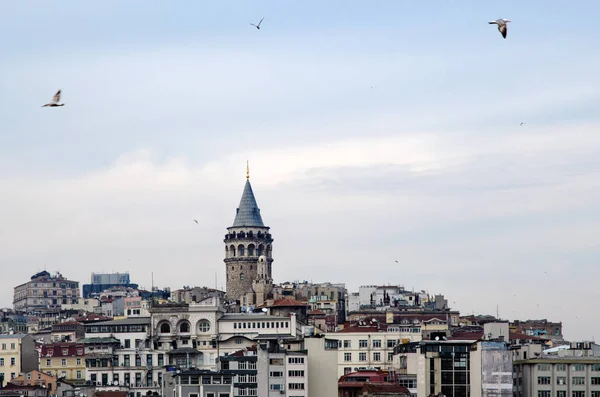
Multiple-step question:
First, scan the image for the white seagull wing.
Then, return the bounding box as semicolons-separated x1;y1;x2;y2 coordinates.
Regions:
52;89;61;103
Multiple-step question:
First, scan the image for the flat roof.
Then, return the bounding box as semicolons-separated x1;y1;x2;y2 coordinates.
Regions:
84;317;151;326
220;313;291;321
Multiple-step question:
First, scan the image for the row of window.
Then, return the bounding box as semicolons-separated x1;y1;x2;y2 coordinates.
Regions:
159;320;211;334
86;325;147;333
89;372;161;387
236;389;257;396
46;370;83;379
539;364;600;372
45;358;82;366
235;374;257;383
538;391;600;397
268;371;305;378
344;352;393;362
236;361;256;370
269;383;305;390
1;343;17;350
0;357;16;366
340;339;396;349
87;353;165;367
538;376;600;385
233;321;289;330
45;348;84;356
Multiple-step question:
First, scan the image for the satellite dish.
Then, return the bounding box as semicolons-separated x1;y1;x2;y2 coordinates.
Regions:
435;336;440;341
262;308;268;313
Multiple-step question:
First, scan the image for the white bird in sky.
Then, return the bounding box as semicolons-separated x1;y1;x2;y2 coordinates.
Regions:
489;18;511;39
42;90;64;107
250;17;264;30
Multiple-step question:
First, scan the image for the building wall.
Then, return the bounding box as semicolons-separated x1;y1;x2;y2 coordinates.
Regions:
305;337;338;397
11;370;57;393
0;335;38;383
13;272;80;311
40;343;86;382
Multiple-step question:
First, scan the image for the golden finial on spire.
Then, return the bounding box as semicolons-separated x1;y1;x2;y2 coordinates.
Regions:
246;160;250;179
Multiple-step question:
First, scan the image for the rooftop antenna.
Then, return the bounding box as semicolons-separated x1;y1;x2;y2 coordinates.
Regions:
246;160;250;179
215;272;217;290
496;304;499;320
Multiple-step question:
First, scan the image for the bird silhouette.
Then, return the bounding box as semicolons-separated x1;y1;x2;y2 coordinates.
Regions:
251;17;264;30
193;219;198;224
42;90;64;107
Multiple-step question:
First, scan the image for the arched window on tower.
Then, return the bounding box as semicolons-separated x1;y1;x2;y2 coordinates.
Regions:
238;244;245;257
230;245;236;257
247;244;255;257
225;246;229;258
240;273;245;281
257;244;264;256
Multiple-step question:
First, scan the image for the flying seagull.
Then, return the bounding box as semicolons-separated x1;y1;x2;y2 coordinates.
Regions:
42;90;64;107
193;219;199;224
520;122;524;126
488;18;511;39
251;17;264;30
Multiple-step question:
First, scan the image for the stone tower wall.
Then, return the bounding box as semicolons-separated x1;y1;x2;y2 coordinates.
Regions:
224;226;274;301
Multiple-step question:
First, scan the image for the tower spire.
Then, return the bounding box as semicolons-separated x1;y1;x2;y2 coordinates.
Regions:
246;160;249;180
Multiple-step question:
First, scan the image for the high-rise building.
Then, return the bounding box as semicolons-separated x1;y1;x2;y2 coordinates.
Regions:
224;165;273;302
13;271;80;312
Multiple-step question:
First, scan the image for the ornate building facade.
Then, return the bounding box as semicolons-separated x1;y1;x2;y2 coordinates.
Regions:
224;167;274;304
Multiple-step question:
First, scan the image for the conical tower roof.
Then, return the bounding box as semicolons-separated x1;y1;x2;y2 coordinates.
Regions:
231;179;265;227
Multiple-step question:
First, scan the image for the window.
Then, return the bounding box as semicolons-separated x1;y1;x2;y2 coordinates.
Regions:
248;361;256;370
538;377;551;385
179;322;190;333
343;340;351;348
591;378;600;385
76;371;82;379
61;359;66;366
556;364;567;372
288;370;304;377
373;352;381;361
388;352;394;361
344;367;352;375
288;383;305;390
591;392;600;397
238;361;247;370
557;377;567;385
344;353;351;362
538;392;551;397
269;384;283;390
269;372;283;378
572;364;585;372
359;352;367;361
537;364;551;371
572;377;585;385
160;323;170;333
76;358;81;365
125;339;131;348
359;340;368;348
0;358;3;366
10;344;15;350
10;358;15;366
373;339;381;348
158;354;164;366
45;359;51;366
572;392;585;397
557;392;567;397
592;364;600;371
269;358;283;365
1;344;5;350
288;357;304;364
387;340;396;349
238;374;247;383
198;320;211;333
248;375;256;383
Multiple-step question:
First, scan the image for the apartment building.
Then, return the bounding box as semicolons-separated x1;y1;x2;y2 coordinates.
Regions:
256;336;308;397
165;369;235;397
11;370;58;392
51;321;85;342
83;317;162;396
13;271;80;311
40;342;86;383
217;347;258;397
513;341;600;397
305;336;339;397
327;320;422;378
0;334;38;383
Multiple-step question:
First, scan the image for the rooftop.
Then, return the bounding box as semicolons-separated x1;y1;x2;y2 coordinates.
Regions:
220;313;290;321
258;297;307;308
84;317;150;326
0;334;27;339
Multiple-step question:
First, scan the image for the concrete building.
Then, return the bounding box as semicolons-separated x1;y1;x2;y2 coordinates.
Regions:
470;339;513;397
510;319;563;341
256;336;308;397
217;347;258;397
51;321;85;342
297;282;348;326
305;336;339;397
327;320;423;378
167;370;235;397
83;317;162;395
0;314;28;335
170;287;226;305
224;169;274;303
513;341;600;397
60;298;100;313
13;271;80;312
82;273;138;299
39;342;86;383
0;334;39;384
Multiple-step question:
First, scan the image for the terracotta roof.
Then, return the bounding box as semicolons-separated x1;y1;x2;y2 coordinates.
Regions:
259;298;308;308
96;392;128;397
361;383;411;394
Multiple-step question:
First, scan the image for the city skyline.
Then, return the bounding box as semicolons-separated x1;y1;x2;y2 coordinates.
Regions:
1;0;600;342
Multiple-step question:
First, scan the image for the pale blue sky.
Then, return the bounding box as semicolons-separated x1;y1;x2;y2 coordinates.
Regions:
1;1;600;340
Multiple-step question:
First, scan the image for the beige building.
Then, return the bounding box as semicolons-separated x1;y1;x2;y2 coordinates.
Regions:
0;334;39;383
40;342;86;383
13;271;80;311
327;321;422;378
11;370;58;393
513;341;600;397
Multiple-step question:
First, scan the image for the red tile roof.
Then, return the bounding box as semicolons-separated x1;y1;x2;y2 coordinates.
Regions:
361;383;411;395
96;392;128;397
